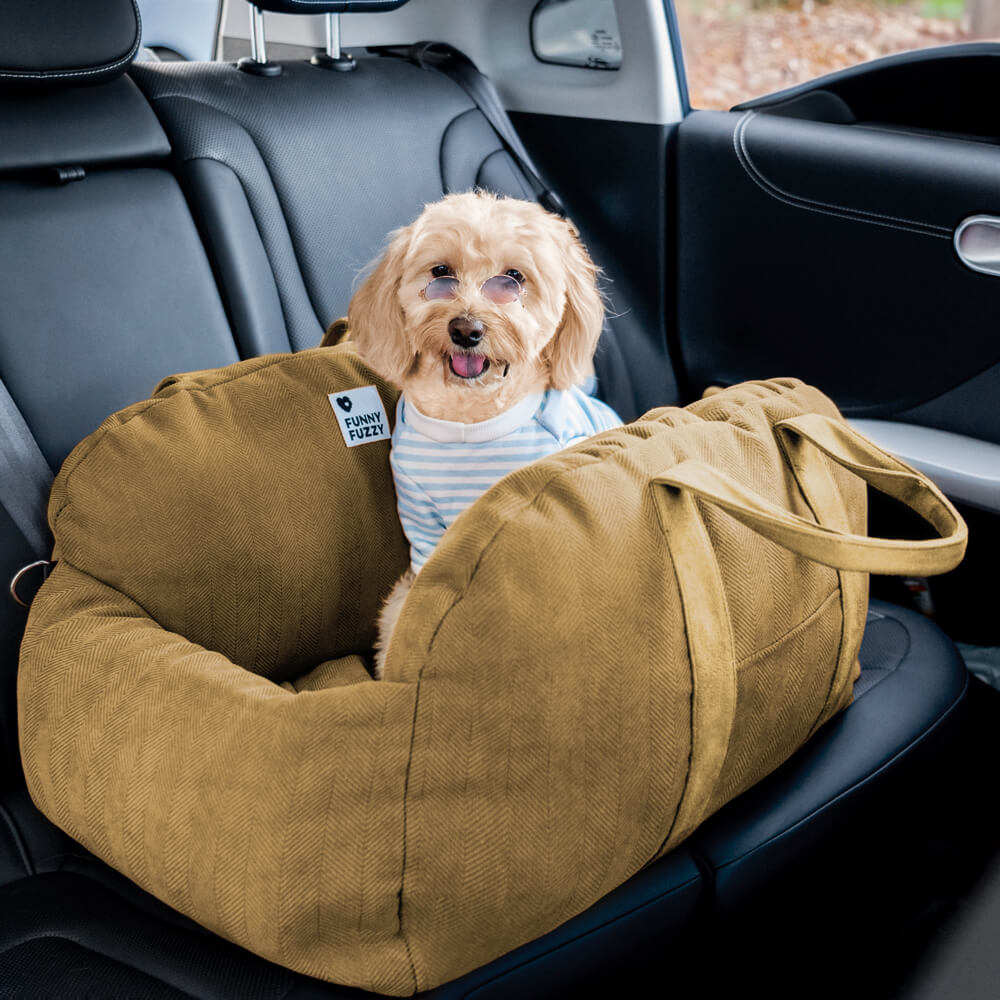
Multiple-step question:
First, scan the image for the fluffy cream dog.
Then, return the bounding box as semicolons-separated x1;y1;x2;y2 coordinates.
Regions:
349;191;621;678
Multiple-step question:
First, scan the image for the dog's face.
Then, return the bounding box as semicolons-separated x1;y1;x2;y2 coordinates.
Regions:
349;192;604;423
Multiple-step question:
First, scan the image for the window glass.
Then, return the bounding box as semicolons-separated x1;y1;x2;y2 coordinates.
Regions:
532;0;623;70
674;0;992;109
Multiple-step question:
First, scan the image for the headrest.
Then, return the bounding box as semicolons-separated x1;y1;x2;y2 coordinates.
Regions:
0;0;141;88
249;0;410;13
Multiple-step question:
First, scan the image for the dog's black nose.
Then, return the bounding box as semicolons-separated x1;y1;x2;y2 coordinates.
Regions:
449;316;485;349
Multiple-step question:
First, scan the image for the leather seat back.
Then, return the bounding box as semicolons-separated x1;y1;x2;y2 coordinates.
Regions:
129;49;637;417
0;0;243;770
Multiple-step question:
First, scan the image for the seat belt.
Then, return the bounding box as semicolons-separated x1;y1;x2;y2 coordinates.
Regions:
0;378;55;605
389;42;566;217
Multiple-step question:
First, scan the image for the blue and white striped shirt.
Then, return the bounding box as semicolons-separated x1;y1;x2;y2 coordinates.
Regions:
391;387;622;572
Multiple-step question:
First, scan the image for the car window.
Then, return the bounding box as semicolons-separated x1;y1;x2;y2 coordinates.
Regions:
137;0;221;62
673;0;991;109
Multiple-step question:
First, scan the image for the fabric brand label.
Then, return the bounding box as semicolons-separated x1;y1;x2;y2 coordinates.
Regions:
328;386;391;447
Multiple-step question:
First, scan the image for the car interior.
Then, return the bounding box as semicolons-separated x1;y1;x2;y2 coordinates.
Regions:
1;0;998;996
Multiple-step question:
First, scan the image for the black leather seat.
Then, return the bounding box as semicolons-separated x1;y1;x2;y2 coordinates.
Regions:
0;1;972;995
126;43;639;422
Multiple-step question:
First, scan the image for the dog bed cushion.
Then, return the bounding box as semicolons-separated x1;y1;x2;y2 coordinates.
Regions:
18;348;964;994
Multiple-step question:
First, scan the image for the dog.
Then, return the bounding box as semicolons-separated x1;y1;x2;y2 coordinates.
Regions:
349;191;622;678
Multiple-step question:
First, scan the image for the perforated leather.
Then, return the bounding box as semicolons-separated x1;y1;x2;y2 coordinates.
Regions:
130;56;639;417
132;57;529;352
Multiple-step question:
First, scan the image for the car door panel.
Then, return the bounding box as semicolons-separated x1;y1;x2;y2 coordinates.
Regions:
849;419;1000;514
673;47;1000;449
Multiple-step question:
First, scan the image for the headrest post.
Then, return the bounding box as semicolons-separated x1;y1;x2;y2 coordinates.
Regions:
238;3;283;76
249;3;267;63
311;12;356;71
326;13;341;59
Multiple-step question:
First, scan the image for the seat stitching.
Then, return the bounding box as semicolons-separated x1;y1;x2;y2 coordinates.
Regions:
148;93;324;349
438;107;503;194
0;1;141;81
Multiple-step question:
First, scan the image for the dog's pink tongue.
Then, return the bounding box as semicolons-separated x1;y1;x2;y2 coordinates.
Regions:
452;353;486;378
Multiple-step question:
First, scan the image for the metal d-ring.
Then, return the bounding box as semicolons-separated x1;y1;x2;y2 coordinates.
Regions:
10;560;52;608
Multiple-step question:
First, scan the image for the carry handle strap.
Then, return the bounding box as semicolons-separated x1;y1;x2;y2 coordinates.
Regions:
653;413;967;577
650;481;738;853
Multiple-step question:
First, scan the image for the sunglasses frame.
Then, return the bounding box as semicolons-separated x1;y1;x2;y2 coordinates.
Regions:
420;272;526;304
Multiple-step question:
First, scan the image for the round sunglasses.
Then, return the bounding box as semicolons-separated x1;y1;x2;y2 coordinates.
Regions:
420;273;525;305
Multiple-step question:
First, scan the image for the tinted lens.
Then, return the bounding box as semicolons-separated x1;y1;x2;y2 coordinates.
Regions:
481;274;522;304
423;276;460;300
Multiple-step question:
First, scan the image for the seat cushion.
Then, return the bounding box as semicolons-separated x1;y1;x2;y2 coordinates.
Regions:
689;599;970;916
0;872;298;999
4;599;966;998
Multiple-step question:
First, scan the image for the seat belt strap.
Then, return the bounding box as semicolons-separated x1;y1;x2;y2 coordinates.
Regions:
0;377;54;563
404;41;566;217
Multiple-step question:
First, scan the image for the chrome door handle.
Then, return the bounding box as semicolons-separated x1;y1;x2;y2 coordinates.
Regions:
954;215;1000;276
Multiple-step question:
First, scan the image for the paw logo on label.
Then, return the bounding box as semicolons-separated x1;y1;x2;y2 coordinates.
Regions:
336;396;353;413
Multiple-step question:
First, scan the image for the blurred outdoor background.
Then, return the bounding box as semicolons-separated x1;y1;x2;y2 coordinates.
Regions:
673;0;1000;108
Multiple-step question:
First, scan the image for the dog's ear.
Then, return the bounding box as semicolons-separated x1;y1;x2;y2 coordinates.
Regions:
544;221;605;390
349;226;414;383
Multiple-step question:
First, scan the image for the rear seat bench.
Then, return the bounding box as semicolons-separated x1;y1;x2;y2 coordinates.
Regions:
126;42;643;420
129;54;524;355
0;0;971;996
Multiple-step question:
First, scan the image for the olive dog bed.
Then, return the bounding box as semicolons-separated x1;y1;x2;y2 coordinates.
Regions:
18;346;965;994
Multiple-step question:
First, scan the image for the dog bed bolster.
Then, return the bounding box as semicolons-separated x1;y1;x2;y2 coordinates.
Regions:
21;356;915;992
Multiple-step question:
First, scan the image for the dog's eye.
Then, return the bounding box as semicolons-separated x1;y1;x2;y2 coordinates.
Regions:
431;264;454;278
505;269;524;284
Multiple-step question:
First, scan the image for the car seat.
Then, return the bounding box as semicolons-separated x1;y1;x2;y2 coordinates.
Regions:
0;1;972;995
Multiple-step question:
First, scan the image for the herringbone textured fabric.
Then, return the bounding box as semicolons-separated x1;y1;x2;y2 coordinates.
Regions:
18;368;965;994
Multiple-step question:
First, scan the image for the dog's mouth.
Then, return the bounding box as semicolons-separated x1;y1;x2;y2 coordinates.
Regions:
447;352;510;381
449;352;490;379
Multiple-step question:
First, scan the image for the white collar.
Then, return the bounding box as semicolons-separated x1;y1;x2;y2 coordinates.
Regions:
400;392;544;443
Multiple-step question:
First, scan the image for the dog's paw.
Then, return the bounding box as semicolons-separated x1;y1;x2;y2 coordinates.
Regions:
373;568;416;680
